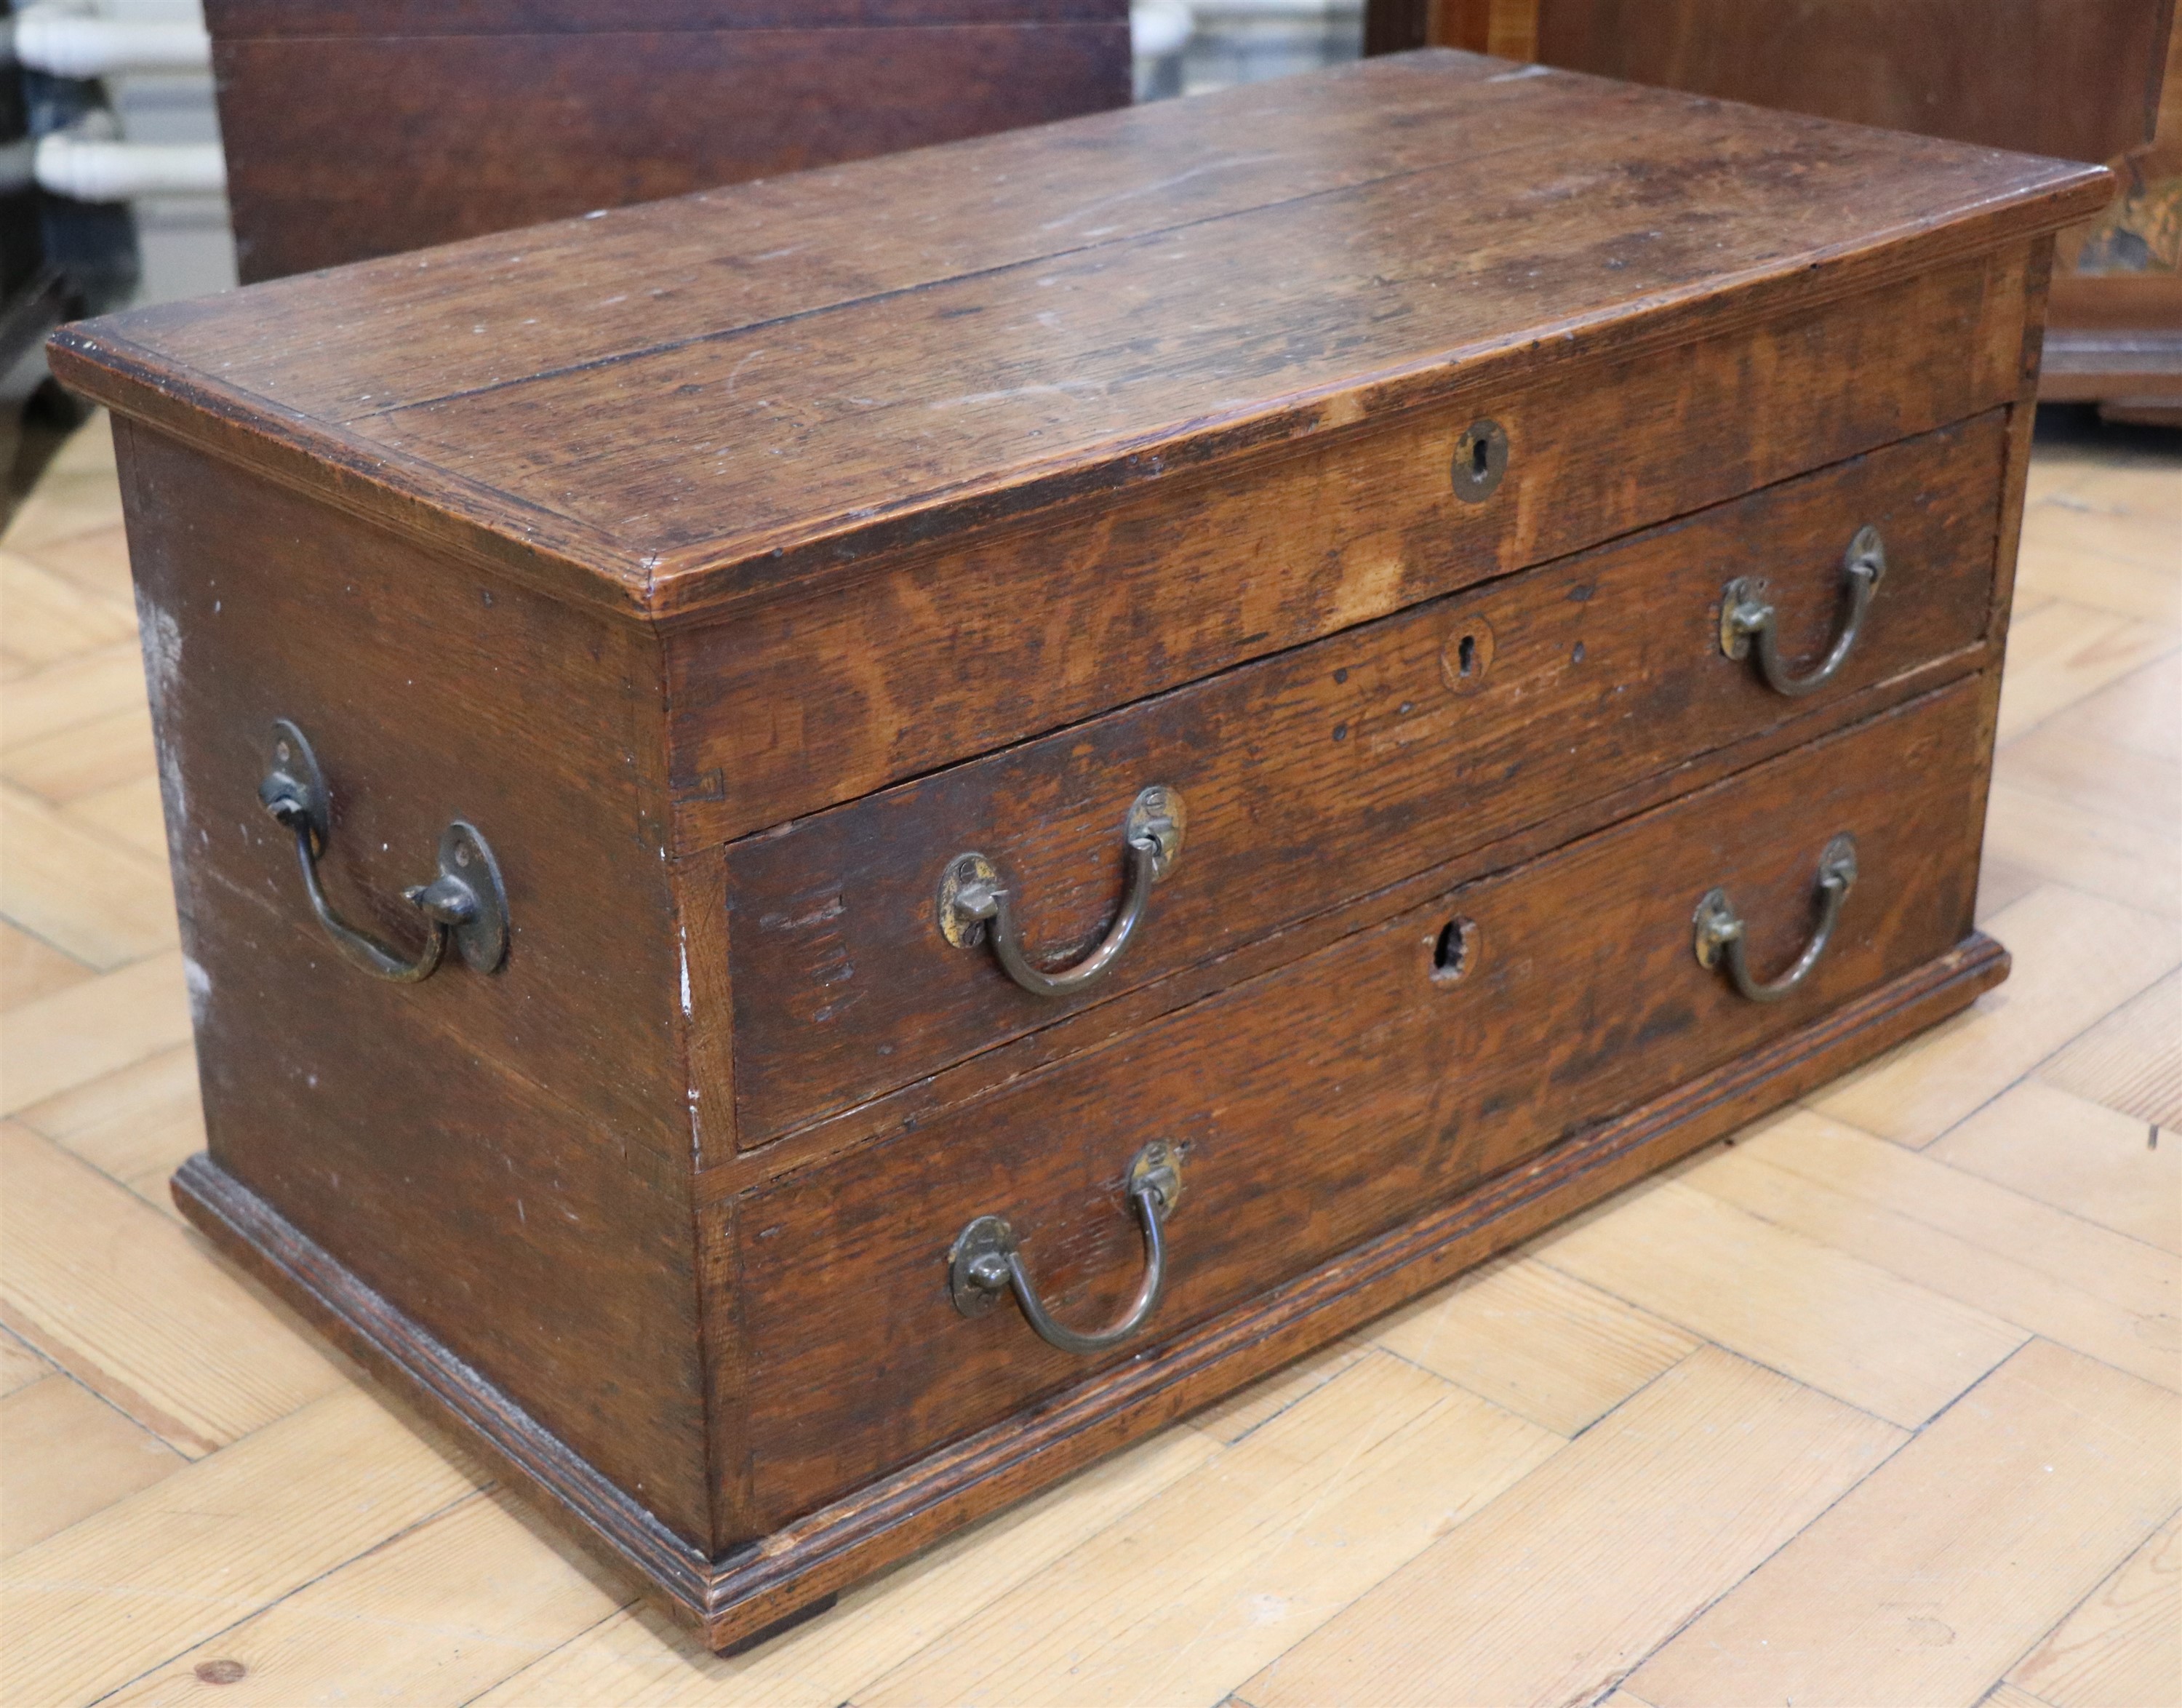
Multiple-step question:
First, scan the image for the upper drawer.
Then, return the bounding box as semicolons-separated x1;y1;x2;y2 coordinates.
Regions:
730;675;1993;1528
668;250;2037;853
725;411;2007;1148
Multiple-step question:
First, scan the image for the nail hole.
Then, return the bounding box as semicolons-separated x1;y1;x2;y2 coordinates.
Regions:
1431;917;1476;984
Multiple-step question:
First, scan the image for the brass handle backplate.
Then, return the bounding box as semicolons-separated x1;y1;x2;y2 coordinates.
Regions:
1693;832;1858;1004
257;719;508;983
949;1142;1181;1356
1720;525;1887;698
938;785;1185;998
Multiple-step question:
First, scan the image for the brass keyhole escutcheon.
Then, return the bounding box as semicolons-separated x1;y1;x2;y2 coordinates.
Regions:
1451;419;1509;503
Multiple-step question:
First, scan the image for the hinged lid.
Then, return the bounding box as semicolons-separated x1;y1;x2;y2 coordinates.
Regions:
51;49;2109;623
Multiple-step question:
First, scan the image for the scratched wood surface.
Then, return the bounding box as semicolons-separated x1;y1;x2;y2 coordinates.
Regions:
2;411;2177;1701
47;50;2108;621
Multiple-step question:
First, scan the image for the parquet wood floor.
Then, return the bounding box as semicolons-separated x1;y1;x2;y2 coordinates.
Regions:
2;413;2175;1707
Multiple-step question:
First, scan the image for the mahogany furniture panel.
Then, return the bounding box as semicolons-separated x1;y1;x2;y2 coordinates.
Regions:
1524;0;2173;165
51;52;2110;1648
206;0;1132;283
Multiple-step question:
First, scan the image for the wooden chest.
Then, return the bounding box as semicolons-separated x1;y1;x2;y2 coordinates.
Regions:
51;52;2110;1651
205;0;1132;282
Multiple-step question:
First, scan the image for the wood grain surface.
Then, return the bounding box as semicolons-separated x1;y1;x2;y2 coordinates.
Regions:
4;407;2174;1700
48;52;2109;620
1531;0;2174;164
207;1;1130;282
724;413;2007;1144
730;678;1994;1526
17;47;2147;1665
660;254;2037;849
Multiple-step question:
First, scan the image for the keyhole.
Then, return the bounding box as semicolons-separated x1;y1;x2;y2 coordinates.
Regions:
1451;419;1507;501
1440;617;1495;695
1431;917;1477;985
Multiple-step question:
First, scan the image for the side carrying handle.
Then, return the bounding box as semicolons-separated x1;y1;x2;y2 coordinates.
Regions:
1693;832;1858;1004
1719;524;1887;698
949;1142;1182;1356
256;718;508;983
937;785;1186;998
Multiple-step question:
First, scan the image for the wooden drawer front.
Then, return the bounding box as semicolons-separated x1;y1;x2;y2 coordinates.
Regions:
665;248;2037;855
731;677;1991;1527
725;412;2005;1147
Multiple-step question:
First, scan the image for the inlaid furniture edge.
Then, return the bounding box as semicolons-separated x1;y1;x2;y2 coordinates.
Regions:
704;646;1999;1189
48;177;2103;626
169;931;2007;1648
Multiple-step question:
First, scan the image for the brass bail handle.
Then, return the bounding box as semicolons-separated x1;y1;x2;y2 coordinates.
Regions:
1719;525;1887;698
949;1142;1182;1356
256;719;509;983
1693;832;1858;1004
938;785;1186;998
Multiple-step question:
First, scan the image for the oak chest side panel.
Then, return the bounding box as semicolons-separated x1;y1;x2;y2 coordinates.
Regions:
115;423;724;1546
117;427;687;1154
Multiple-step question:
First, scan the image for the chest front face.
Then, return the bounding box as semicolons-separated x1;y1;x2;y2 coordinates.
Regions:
64;50;2111;1649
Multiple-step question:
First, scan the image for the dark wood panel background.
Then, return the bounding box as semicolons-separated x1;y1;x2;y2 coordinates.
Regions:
207;1;1132;281
1372;0;2173;165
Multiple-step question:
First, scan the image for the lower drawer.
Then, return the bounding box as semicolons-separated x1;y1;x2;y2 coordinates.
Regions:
730;675;1992;1528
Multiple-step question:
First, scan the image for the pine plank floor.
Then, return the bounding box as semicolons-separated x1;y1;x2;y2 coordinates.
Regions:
1;412;2175;1707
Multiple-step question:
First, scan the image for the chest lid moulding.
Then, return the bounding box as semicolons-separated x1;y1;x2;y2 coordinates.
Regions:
61;52;2105;844
49;51;2110;1652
